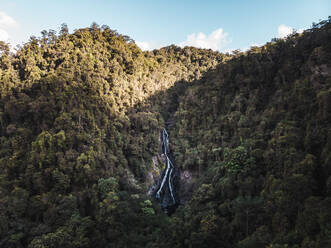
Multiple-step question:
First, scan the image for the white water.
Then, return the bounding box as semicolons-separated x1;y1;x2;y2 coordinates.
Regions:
168;167;175;203
156;156;170;199
155;128;176;204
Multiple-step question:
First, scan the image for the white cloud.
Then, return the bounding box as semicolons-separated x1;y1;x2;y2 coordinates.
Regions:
179;28;229;51
297;28;304;34
277;24;293;38
136;41;152;51
0;11;17;42
277;24;305;39
136;28;230;52
241;43;263;52
136;41;163;51
0;11;17;27
0;28;9;41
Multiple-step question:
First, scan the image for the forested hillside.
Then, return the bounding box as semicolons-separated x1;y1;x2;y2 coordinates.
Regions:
0;19;330;248
165;19;331;248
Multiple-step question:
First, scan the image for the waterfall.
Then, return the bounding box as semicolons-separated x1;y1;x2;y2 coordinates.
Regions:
155;127;177;210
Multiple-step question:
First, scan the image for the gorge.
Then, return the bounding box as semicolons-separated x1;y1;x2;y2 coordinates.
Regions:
0;18;330;248
154;127;178;213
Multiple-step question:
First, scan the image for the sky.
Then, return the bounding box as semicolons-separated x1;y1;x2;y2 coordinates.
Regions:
0;0;330;52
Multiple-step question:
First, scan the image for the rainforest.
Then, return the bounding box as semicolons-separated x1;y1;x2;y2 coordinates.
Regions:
0;18;331;248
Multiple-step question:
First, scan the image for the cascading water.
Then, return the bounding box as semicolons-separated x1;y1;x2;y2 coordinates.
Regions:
154;127;178;213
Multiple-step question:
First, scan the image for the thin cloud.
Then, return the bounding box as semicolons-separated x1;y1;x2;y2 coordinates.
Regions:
179;28;230;51
0;29;9;41
0;11;17;27
0;11;18;42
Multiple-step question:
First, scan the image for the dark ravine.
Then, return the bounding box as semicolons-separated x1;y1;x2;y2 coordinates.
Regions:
154;127;179;214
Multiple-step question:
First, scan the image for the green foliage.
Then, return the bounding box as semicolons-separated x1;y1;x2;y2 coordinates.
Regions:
0;18;331;247
165;17;331;248
98;177;118;198
223;145;253;173
140;200;155;215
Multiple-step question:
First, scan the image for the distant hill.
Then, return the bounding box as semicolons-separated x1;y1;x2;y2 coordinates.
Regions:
0;19;330;247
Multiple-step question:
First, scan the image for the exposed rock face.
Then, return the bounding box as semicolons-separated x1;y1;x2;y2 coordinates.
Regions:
146;125;198;213
147;128;179;214
146;155;162;196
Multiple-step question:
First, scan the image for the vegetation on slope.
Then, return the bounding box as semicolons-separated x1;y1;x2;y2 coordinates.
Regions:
0;18;330;248
0;23;223;247
165;18;331;248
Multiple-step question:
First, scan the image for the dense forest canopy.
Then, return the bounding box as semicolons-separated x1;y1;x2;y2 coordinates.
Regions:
0;18;330;247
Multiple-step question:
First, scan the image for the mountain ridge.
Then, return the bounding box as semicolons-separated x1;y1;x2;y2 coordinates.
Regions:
0;19;331;247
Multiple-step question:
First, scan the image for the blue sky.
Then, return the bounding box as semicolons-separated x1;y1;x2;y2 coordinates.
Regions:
0;0;330;52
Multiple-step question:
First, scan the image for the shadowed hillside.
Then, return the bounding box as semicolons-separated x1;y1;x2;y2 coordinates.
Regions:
162;18;331;248
0;19;331;247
